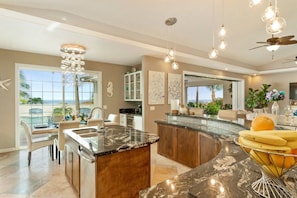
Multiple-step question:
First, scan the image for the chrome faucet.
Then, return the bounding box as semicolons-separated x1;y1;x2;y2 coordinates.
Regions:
88;107;104;120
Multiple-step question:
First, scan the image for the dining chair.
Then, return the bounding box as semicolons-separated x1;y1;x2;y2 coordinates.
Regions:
218;109;238;121
55;120;80;164
21;120;55;166
87;118;104;128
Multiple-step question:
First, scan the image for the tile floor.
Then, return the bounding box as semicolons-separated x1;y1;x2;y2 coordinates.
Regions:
0;143;190;197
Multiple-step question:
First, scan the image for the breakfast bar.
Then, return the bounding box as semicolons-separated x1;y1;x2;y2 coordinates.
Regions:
63;125;159;198
139;114;297;197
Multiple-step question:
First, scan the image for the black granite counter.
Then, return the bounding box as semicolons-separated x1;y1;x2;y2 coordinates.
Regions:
64;125;159;156
139;115;297;198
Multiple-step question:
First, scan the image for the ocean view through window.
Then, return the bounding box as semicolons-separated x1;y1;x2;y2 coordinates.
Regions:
17;64;101;147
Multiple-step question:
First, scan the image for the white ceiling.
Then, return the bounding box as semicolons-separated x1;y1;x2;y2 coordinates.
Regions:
0;0;297;75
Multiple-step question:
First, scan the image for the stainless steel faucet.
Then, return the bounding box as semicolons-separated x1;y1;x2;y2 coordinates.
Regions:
88;107;104;120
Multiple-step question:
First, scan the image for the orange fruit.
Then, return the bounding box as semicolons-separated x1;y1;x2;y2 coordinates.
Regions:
251;116;275;131
291;149;297;155
269;154;296;169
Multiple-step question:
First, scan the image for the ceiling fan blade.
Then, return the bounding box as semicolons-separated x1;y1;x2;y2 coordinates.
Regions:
278;35;295;42
283;60;296;63
249;45;269;50
256;42;269;44
267;37;279;43
279;40;297;45
282;56;297;63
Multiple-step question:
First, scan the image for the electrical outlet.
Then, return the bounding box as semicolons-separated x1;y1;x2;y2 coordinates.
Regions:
150;106;155;111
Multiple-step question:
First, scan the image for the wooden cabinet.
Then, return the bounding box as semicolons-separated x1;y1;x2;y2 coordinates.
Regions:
65;139;80;194
65;133;152;198
199;132;220;165
157;123;220;168
157;124;177;160
176;128;199;168
124;71;142;101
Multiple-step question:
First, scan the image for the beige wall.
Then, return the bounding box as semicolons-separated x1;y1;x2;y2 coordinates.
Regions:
0;49;131;150
2;48;297;150
245;72;297;114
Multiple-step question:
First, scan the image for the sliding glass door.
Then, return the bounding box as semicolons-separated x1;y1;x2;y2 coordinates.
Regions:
16;64;102;148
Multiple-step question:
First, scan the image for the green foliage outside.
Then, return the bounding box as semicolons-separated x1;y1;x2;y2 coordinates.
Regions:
187;98;232;115
27;97;43;104
53;106;73;116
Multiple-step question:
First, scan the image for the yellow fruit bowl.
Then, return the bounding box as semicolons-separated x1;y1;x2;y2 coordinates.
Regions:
234;138;297;198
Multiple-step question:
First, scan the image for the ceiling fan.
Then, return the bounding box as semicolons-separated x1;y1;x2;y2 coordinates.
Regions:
249;35;297;51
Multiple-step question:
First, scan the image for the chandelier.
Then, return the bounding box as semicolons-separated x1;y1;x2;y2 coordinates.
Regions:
60;44;86;74
164;17;179;70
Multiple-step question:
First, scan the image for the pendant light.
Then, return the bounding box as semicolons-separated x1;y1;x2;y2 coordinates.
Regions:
261;0;278;22
266;0;286;34
209;0;219;59
266;14;286;34
249;0;262;7
164;17;179;70
218;0;227;50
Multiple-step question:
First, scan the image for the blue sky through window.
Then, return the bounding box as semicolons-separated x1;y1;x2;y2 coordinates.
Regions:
21;69;94;104
187;85;223;103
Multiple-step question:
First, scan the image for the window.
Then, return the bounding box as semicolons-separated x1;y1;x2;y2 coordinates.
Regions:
187;85;223;104
17;64;102;147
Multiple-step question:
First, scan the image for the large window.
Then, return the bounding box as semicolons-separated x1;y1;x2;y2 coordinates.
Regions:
187;85;223;104
184;71;245;111
17;64;101;147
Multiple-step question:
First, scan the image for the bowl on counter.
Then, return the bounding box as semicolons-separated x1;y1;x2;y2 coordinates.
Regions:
234;138;297;198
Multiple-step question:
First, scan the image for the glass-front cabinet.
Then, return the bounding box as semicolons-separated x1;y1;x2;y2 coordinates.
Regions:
124;71;142;101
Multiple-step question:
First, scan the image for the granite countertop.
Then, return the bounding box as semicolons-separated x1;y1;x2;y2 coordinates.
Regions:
139;116;297;197
64;125;159;156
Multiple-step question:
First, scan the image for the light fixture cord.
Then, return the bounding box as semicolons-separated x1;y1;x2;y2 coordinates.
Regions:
222;0;225;25
166;24;169;51
274;0;278;16
212;0;215;47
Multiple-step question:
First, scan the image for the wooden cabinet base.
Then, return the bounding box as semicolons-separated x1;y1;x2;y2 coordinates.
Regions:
96;146;151;198
66;135;151;198
157;123;220;168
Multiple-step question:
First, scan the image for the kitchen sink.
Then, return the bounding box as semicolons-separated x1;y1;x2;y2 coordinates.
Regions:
79;132;99;138
72;128;98;134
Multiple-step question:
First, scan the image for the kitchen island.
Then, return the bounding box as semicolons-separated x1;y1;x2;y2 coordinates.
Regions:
63;125;159;198
139;114;297;197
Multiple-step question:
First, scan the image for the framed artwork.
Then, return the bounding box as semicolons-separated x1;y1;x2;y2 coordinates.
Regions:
168;73;181;104
148;71;165;104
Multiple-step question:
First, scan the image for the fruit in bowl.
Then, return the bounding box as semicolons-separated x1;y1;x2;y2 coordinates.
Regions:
237;130;297;177
235;117;297;198
250;115;275;131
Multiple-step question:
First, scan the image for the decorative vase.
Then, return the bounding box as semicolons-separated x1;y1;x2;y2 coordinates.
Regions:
271;101;279;116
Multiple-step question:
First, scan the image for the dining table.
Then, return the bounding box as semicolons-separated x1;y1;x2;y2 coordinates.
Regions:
32;126;58;135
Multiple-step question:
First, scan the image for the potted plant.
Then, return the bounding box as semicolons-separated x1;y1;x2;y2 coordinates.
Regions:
246;84;271;111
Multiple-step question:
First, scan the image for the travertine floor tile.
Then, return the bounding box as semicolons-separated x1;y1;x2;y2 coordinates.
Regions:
0;143;190;196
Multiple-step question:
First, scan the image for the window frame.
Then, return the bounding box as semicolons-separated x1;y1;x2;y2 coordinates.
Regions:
15;63;102;149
